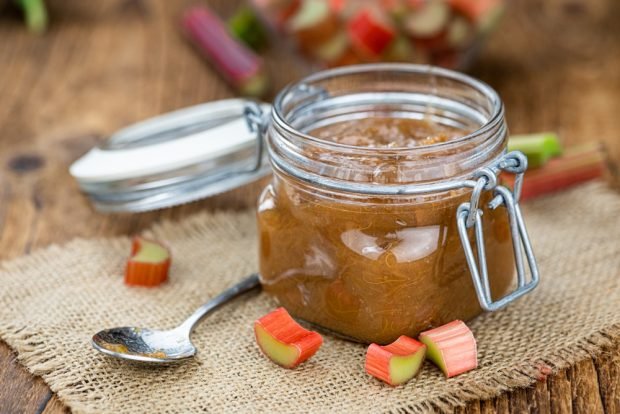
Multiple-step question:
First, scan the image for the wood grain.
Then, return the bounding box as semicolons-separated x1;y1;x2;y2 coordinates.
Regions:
0;0;618;412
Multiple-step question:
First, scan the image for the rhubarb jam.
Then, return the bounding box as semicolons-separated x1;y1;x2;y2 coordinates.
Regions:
258;117;514;344
259;65;517;344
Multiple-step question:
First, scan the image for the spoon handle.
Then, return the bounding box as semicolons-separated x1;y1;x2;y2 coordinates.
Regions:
179;274;261;334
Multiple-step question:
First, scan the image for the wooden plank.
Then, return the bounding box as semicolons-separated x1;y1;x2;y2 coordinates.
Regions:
480;399;496;414
495;394;511;414
0;344;52;414
42;395;70;414
533;380;552;414
568;360;605;414
594;345;620;414
549;369;573;414
510;388;529;414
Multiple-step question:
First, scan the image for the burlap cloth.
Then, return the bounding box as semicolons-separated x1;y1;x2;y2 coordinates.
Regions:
0;182;619;413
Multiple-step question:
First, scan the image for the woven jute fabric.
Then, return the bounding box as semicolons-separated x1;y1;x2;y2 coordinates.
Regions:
0;182;618;413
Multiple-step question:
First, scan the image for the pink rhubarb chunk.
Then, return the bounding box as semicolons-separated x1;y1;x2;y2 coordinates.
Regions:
419;320;477;378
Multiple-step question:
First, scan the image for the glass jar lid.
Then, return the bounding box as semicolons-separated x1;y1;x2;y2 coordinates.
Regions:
70;99;271;213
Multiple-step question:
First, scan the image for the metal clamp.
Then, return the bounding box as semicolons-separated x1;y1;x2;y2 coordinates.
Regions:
243;102;269;173
457;151;539;311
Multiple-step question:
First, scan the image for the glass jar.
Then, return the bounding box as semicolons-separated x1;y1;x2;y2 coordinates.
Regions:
257;64;539;344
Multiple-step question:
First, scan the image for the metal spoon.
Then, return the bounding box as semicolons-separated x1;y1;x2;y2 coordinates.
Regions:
92;274;260;363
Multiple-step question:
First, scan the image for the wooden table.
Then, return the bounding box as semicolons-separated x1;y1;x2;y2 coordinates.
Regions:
0;0;619;412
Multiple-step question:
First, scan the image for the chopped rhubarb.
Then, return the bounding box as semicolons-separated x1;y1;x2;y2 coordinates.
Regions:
253;0;301;30
288;0;339;51
412;31;449;53
329;0;360;19
450;0;504;32
383;35;414;61
365;336;426;386
379;0;409;21
228;7;270;51
447;16;474;48
348;8;397;58
17;0;48;34
404;0;451;38
311;31;350;62
254;307;323;368
327;47;362;67
182;6;269;97
125;237;171;287
503;143;607;201
419;320;477;378
329;0;346;13
508;132;562;168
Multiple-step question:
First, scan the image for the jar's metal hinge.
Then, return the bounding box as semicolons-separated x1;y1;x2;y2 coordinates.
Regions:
457;151;540;311
243;102;269;173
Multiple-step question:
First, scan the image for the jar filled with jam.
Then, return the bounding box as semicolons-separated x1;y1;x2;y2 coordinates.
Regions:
257;64;539;344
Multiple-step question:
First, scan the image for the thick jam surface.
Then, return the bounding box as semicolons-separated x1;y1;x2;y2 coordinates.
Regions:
311;117;465;148
258;117;514;344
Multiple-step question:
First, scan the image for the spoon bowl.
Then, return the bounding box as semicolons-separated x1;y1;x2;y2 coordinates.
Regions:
92;326;196;363
91;274;260;363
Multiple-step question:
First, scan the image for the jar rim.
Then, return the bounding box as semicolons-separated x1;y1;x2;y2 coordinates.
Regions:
272;63;504;153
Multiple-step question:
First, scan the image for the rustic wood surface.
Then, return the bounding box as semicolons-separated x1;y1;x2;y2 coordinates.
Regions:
0;0;619;412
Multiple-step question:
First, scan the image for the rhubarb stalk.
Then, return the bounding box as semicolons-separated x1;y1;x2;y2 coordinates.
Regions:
508;132;562;168
503;142;607;201
182;6;269;97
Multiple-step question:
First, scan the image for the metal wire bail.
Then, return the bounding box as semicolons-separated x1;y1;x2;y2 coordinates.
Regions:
243;102;269;173
457;151;540;311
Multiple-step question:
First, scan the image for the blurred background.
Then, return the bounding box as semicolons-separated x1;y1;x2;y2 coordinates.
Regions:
0;0;618;242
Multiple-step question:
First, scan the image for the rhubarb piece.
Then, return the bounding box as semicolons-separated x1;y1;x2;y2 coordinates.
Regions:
380;0;408;19
252;0;301;30
450;0;504;32
365;336;427;386
17;0;48;33
182;6;269;97
348;8;396;58
329;0;357;18
228;7;270;51
413;31;449;53
384;35;414;61
125;237;171;287
508;132;562;168
432;49;460;69
419;320;477;378
503;143;607;201
254;307;323;368
311;31;350;63
327;47;362;67
404;0;450;38
288;0;340;52
329;0;346;13
447;16;474;48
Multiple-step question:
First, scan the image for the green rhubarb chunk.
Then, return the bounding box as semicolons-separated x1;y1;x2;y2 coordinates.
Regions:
228;7;269;52
132;240;169;263
289;0;328;31
389;349;426;385
255;324;299;367
508;132;562;168
240;72;269;98
420;336;447;375
17;0;48;34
